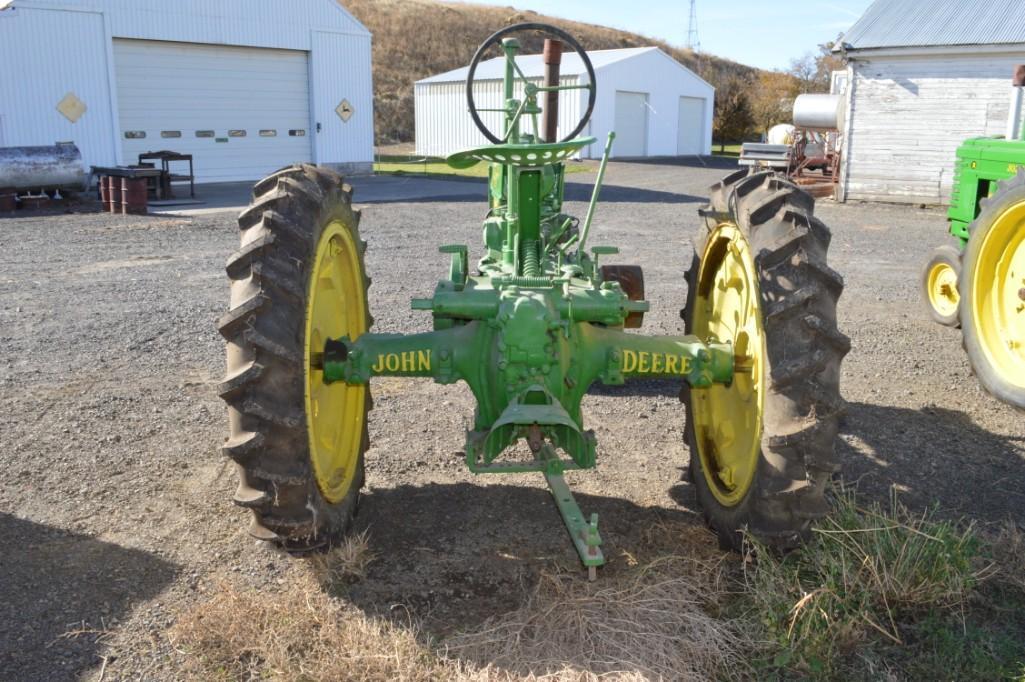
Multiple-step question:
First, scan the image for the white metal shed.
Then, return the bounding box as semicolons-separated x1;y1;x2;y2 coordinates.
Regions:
414;47;714;160
0;0;374;183
836;0;1025;204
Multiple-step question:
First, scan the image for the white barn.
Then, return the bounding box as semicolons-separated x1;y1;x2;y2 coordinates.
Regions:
414;47;714;160
837;0;1025;204
0;0;374;183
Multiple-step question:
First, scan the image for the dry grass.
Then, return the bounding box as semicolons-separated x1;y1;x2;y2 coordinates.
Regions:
169;575;468;681
991;520;1025;593
306;531;376;586
169;523;753;681
446;556;750;680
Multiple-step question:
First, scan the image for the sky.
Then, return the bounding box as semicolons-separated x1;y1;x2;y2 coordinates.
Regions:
467;0;876;70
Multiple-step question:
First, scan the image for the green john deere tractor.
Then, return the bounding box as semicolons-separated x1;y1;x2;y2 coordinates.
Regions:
218;23;849;577
922;67;1025;409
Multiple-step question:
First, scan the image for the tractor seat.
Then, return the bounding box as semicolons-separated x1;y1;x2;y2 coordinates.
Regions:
446;137;596;170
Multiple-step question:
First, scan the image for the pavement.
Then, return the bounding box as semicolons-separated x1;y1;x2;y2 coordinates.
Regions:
150;173;489;216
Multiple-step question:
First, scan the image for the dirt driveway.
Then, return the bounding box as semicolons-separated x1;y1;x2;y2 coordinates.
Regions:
1;160;1022;680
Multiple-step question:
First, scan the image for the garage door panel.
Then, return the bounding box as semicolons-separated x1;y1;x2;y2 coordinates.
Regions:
114;39;312;183
613;91;648;158
677;96;705;155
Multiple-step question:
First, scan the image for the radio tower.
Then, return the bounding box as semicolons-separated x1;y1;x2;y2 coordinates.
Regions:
686;0;700;52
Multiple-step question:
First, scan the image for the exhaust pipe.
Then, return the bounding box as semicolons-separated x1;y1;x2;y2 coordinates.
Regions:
542;39;563;143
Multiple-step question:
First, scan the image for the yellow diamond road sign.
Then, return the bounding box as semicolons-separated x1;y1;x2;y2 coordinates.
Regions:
57;92;86;123
336;99;354;123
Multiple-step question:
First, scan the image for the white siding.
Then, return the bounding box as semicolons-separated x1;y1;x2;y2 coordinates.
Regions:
414;77;583;158
843;51;1025;204
0;6;119;167
310;31;375;170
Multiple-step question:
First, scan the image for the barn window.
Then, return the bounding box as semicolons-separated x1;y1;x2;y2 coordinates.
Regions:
229;130;247;137
289;129;306;137
196;130;215;138
161;130;182;138
124;131;146;139
259;129;277;137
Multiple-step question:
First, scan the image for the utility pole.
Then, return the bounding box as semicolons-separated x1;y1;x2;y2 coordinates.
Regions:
686;0;700;52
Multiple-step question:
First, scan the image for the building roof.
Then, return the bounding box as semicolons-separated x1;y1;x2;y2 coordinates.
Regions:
840;0;1025;51
417;47;657;85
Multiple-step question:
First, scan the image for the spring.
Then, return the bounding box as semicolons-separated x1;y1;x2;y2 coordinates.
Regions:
520;239;541;277
500;275;555;288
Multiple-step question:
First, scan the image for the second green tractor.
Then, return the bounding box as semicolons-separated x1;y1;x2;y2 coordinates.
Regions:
922;71;1025;409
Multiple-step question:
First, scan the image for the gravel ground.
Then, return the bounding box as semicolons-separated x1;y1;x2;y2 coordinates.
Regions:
2;160;1023;680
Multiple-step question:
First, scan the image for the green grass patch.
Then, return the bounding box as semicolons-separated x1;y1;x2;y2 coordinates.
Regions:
374;159;593;179
736;490;1025;679
712;143;742;158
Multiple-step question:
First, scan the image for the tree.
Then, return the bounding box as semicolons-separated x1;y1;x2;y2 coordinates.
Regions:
788;35;846;94
713;74;755;152
749;70;801;135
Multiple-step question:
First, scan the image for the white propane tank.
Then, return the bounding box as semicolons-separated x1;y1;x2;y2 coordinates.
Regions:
767;124;796;145
793;94;845;132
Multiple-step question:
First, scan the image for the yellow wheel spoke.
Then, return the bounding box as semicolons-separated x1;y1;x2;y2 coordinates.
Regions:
304;221;368;503
691;224;765;507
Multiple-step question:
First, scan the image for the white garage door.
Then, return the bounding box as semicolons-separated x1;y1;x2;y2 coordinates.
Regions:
113;39;313;183
613;91;649;158
677;96;705;155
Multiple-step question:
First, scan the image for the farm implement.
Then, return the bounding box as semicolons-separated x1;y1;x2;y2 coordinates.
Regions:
218;24;848;576
922;66;1025;409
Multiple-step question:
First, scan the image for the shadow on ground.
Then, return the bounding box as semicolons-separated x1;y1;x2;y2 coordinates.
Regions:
344;481;703;634
839;401;1025;525
565;182;705;204
0;514;178;682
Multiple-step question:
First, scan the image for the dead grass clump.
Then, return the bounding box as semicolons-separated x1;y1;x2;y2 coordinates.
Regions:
306;530;375;586
446;555;752;681
991;520;1025;593
169;576;468;681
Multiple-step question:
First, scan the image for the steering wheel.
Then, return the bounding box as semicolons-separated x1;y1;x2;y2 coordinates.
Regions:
466;23;597;145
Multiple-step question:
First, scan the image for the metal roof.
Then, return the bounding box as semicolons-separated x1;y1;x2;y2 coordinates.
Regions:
840;0;1025;51
417;47;657;84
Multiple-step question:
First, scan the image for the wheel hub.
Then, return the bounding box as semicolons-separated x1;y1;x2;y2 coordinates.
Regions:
927;260;960;319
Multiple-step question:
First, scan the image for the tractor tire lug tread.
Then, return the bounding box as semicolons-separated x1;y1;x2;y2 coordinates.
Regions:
220;164;371;551
682;169;846;552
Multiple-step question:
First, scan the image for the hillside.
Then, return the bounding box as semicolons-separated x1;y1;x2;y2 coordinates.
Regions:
343;0;759;145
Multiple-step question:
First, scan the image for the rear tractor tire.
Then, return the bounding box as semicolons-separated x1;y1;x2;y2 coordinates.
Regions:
218;164;371;550
922;244;962;328
960;169;1025;410
682;170;850;551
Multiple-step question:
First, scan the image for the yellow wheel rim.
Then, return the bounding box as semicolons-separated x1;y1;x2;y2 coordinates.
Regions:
691;223;766;507
927;260;959;319
304;220;368;503
971;201;1025;388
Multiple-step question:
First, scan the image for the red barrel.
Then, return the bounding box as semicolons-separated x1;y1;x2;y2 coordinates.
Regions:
121;177;148;215
108;176;121;213
0;191;15;213
99;176;110;207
